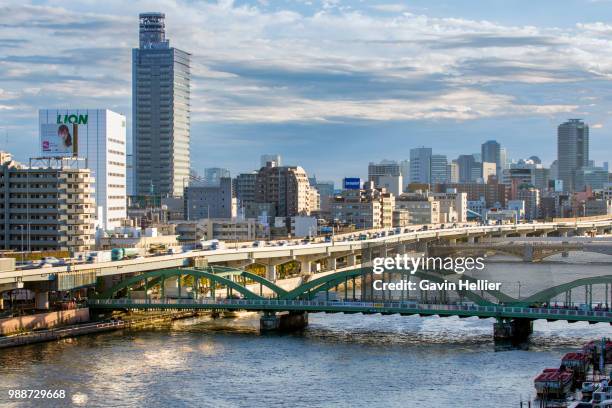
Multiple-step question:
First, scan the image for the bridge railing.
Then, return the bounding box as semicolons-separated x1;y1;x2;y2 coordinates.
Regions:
87;298;612;320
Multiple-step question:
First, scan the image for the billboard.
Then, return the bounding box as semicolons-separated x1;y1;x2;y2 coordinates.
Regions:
40;113;85;156
343;177;361;190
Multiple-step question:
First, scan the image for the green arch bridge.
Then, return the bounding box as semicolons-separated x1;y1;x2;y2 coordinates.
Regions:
88;266;612;340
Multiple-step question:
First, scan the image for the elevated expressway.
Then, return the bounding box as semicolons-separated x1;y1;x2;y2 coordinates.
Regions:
2;220;612;292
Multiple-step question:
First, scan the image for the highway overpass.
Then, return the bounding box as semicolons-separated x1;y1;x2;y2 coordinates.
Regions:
1;219;612;292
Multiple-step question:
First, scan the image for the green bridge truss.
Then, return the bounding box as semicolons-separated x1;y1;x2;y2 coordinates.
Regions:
94;266;612;309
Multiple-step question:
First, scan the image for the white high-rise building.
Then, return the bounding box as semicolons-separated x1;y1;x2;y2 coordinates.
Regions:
39;109;127;230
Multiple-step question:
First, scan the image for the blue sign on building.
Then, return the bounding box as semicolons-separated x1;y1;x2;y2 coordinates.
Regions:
343;177;361;190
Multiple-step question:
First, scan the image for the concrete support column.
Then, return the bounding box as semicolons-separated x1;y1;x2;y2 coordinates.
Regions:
347;253;357;267
328;257;337;271
266;264;277;281
35;291;49;310
520;233;527;238
300;260;312;275
447;238;457;244
561;231;569;238
467;236;475;244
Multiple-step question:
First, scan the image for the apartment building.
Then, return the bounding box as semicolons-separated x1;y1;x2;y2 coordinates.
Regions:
0;154;95;252
332;186;394;229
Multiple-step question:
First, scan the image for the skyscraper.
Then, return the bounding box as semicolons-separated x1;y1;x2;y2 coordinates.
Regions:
481;140;502;176
457;154;476;183
409;147;432;184
430;154;448;184
133;13;191;198
557;119;589;192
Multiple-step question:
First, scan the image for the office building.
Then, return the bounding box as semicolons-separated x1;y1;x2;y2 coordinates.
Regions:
558;119;589;192
447;161;459;183
430;155;448;184
575;166;608;192
133;12;191;198
184;177;236;220
457;155;477;183
368;160;401;186
39;109;127;230
0;155;95;252
481;140;502;176
409;148;432;184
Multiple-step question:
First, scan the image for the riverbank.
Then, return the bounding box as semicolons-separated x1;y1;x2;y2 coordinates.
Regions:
0;310;199;349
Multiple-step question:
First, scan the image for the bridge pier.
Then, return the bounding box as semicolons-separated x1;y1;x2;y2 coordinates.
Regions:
494;318;533;344
266;264;277;281
347;253;357;267
260;311;308;332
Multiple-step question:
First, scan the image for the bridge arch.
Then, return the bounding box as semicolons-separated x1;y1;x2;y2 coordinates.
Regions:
97;268;264;300
512;274;612;307
206;265;288;297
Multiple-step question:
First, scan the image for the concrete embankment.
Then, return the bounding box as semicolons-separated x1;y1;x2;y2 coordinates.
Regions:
0;310;198;349
0;308;90;336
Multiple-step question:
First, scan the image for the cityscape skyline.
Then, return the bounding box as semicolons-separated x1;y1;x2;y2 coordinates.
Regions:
1;1;612;184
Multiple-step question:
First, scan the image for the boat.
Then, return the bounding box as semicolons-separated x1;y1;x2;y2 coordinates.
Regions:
563;352;591;383
534;367;575;399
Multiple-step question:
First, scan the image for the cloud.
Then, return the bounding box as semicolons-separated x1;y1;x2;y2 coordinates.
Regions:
369;4;410;13
1;0;612;171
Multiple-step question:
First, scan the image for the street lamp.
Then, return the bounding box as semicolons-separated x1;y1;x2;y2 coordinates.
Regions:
517;281;522;299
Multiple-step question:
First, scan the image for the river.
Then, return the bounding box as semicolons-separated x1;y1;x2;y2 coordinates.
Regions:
1;253;611;408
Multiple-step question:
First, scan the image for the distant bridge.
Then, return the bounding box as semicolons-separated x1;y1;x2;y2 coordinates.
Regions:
429;241;612;261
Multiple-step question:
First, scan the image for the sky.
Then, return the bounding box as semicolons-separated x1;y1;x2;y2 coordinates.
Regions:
1;0;612;184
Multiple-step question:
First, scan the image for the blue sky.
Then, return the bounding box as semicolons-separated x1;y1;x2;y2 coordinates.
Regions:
1;1;612;183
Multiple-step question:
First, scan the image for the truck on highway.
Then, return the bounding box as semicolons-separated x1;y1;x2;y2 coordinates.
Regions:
199;239;224;250
111;248;141;261
86;251;113;263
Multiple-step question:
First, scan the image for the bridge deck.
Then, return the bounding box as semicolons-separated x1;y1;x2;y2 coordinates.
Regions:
88;298;612;324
